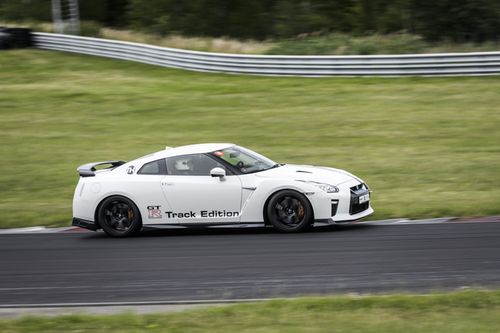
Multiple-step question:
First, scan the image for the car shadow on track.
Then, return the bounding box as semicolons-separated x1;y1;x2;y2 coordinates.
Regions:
79;223;375;239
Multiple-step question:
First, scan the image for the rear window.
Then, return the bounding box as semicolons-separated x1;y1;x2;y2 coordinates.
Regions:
138;159;167;175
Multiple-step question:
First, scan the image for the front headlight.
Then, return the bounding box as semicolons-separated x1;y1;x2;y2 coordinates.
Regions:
300;180;339;193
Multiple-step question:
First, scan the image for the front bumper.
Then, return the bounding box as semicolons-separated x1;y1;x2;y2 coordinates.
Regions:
72;218;99;231
314;206;374;225
309;180;373;223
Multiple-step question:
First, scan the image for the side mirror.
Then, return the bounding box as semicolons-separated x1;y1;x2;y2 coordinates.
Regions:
210;167;226;178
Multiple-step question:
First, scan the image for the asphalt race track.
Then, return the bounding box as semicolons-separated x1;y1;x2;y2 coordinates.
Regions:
1;220;500;307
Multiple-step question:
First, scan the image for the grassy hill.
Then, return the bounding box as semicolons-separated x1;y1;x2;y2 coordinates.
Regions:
1;49;500;228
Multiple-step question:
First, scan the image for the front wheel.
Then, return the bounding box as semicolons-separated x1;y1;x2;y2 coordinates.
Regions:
97;196;142;237
266;190;313;232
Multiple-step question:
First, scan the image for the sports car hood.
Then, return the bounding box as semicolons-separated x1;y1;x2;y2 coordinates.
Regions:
255;164;362;186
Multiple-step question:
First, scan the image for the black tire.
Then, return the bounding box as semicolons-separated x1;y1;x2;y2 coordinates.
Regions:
97;196;142;237
266;190;313;232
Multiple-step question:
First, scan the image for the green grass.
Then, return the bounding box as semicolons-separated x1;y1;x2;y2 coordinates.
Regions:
1;49;500;228
266;33;500;55
1;290;500;332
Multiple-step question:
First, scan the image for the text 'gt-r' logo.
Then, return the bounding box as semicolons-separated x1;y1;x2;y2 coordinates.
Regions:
147;205;162;219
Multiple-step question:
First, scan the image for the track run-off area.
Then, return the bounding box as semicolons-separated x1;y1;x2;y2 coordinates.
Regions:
1;217;500;311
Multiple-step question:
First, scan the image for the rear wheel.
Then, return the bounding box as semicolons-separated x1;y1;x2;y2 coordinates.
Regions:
97;196;142;237
266;190;313;232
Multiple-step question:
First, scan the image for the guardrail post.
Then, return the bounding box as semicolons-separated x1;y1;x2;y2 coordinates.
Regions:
51;0;64;34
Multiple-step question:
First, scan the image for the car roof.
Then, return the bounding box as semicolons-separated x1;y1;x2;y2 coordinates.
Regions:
148;143;234;160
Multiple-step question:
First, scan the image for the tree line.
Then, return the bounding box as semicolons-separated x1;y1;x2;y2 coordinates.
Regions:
1;0;499;42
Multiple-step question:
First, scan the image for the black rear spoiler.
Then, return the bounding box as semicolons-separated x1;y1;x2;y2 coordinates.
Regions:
77;160;126;177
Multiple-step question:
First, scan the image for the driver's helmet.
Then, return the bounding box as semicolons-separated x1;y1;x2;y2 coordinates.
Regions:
175;158;193;171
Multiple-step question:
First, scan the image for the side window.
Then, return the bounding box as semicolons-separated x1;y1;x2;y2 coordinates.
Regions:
138;159;167;175
166;154;230;176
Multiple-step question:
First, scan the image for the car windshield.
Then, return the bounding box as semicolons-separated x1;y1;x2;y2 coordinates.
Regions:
211;146;278;174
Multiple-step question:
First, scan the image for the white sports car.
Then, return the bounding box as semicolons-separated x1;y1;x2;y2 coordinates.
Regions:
73;143;373;237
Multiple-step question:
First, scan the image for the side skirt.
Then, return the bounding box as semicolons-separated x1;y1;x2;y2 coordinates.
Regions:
72;218;99;231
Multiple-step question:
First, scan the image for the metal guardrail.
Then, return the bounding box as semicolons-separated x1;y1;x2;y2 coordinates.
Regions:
32;32;500;76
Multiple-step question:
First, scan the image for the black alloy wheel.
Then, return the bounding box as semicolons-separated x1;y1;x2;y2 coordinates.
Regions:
266;190;313;232
97;196;142;237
